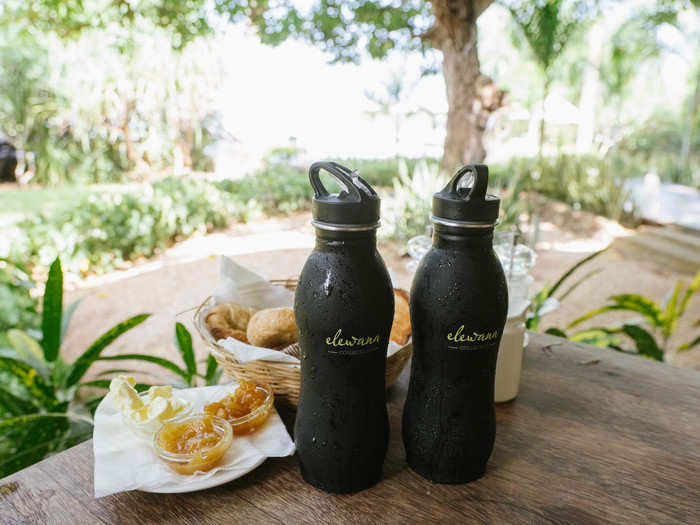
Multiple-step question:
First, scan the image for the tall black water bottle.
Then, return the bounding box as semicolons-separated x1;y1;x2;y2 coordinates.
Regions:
294;161;394;493
403;164;508;484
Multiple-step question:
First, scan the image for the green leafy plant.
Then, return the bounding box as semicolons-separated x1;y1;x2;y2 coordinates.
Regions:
4;176;260;276
527;249;605;331
382;160;449;241
561;270;700;361
0;257;220;476
0;258;149;476
0;259;39;340
216;163;310;215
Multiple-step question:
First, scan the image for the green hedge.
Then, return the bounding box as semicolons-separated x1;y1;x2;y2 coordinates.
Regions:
4;177;256;275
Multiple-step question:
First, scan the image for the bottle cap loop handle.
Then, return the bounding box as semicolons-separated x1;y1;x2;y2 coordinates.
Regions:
309;161;376;202
443;164;489;202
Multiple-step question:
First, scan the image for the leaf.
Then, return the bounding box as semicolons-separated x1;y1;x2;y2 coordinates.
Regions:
549;249;605;298
660;281;682;339
622;324;663;361
567;305;629;329
175;322;196;384
205;354;220;386
679;271;700;317
567;294;663;329
0;357;59;410
41;258;63;362
611;294;663;326
558;268;602;302
570;329;624;350
6;329;49;380
0;387;39;417
0;413;91;477
61;297;84;344
95;368;143;377
679;335;700;352
64;314;150;388
96;354;188;379
79;380;150;392
545;327;567;338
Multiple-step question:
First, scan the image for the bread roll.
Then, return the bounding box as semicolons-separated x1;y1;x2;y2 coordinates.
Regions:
205;302;255;343
247;307;298;349
390;289;411;345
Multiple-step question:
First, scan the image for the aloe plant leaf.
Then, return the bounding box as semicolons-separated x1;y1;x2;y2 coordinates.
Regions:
64;314;150;388
60;297;85;345
0;386;39;417
621;324;663;361
6;329;49;380
41;258;63;362
549;249;605;297
96;353;187;379
175;322;196;384
0;413;92;477
0;356;59;410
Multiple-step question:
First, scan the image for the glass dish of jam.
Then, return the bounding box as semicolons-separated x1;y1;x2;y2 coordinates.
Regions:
203;381;273;435
154;414;233;475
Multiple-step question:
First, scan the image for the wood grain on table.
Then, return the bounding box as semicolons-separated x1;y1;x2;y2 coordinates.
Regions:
1;333;699;525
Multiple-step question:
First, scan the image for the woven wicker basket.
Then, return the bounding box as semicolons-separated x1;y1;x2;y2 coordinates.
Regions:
193;279;412;405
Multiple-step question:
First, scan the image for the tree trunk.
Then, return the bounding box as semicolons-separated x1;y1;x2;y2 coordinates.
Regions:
429;0;500;171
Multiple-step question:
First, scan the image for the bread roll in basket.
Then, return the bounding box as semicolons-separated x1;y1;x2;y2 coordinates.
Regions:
194;279;412;405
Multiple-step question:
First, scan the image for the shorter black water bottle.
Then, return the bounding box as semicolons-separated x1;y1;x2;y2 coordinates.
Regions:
294;161;394;493
403;164;508;483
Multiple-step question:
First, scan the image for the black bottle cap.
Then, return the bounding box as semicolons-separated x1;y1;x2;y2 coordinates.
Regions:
432;164;500;226
309;161;380;231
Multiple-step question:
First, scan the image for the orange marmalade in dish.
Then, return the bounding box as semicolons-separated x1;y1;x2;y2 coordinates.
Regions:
154;415;232;475
204;381;273;434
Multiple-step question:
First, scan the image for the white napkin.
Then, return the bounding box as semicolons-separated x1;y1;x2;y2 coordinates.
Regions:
93;383;295;498
208;257;405;364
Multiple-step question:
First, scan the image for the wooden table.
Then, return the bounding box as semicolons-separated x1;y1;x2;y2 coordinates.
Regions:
2;333;699;524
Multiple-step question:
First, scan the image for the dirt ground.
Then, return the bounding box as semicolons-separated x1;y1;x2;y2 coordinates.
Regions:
62;205;700;385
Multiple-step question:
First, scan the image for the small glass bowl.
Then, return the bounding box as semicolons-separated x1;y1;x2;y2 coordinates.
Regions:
154;414;233;476
206;384;274;435
121;392;193;438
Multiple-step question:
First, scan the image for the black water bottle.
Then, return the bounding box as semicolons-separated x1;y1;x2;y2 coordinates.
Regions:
403;164;508;484
294;161;394;493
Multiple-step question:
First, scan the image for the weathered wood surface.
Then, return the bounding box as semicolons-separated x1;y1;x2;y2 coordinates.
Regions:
2;332;699;524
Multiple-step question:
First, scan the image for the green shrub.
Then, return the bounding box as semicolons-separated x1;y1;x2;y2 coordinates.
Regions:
0;258;220;477
491;154;638;224
0;260;39;337
4;176;260;275
216;164;310;214
381;160;525;242
381;160;447;241
338;157;440;188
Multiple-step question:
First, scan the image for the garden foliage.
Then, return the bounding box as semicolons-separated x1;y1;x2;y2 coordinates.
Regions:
0;258;220;477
